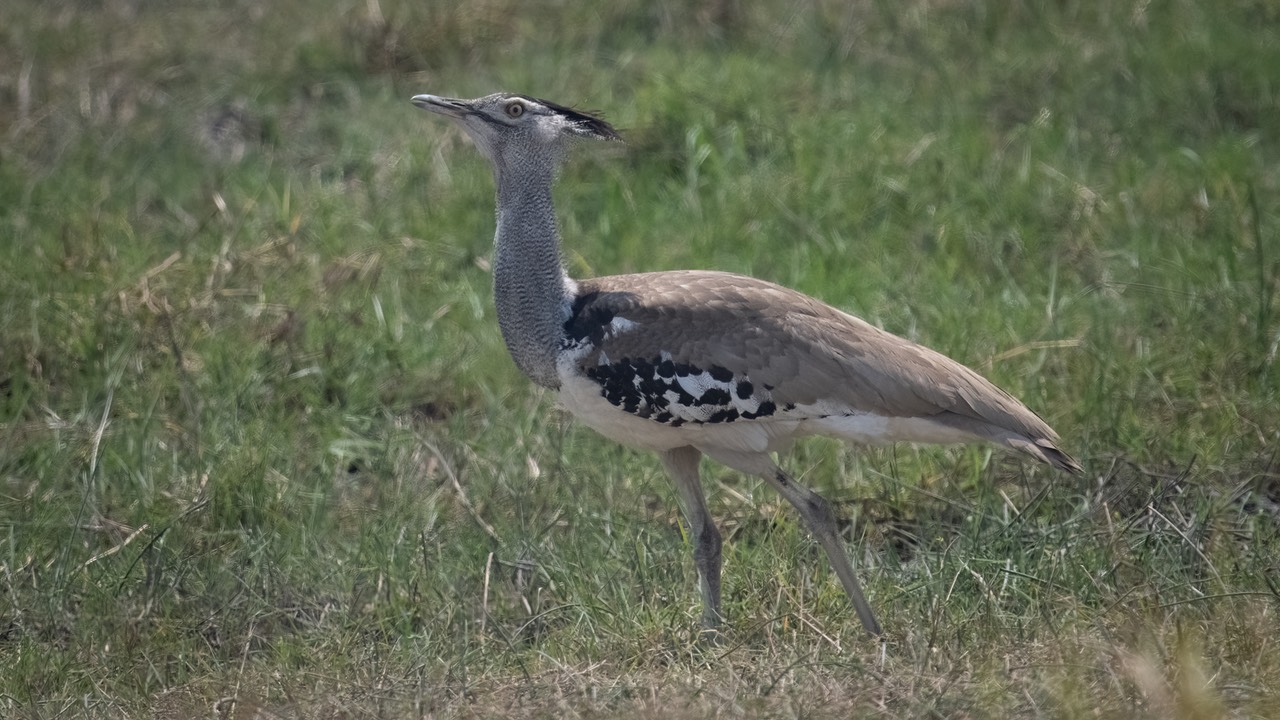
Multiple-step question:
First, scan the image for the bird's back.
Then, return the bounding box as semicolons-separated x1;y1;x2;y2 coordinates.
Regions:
560;270;1080;472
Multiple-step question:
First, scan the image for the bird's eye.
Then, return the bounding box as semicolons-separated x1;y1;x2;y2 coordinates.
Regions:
505;102;525;118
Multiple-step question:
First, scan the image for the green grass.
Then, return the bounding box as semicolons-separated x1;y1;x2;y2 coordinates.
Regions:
2;0;1279;716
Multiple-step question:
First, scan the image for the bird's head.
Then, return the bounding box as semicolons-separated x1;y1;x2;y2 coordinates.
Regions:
412;92;619;170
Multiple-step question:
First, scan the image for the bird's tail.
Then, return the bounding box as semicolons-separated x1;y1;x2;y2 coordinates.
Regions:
1006;437;1083;474
930;413;1083;474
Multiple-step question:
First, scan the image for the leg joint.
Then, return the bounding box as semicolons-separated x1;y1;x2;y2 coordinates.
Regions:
804;491;838;529
694;521;722;561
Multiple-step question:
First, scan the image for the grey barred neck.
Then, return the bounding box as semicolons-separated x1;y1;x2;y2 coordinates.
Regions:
491;163;574;389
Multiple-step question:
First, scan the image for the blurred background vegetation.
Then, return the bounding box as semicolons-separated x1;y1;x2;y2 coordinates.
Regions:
1;0;1278;717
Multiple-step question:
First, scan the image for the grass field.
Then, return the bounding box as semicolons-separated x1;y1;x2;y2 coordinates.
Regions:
2;0;1279;716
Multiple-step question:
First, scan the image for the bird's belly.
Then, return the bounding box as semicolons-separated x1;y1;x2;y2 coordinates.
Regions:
557;371;687;450
804;412;977;445
557;370;795;454
559;366;980;456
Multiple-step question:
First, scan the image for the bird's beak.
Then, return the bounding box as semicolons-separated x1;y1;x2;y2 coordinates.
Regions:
411;94;470;119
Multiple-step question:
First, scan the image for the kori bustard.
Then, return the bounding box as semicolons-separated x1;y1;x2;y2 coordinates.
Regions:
412;92;1081;637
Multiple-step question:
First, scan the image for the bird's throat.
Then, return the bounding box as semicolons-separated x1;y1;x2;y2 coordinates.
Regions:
491;174;574;389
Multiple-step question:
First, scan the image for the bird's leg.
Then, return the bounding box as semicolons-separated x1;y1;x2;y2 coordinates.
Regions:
761;466;882;637
659;446;723;635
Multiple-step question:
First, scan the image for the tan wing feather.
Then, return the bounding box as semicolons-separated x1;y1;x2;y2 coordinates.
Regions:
573;271;1078;470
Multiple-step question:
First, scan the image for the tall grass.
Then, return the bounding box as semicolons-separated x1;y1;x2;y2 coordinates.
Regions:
1;0;1278;716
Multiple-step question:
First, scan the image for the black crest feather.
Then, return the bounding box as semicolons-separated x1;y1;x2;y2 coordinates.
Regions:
522;95;621;140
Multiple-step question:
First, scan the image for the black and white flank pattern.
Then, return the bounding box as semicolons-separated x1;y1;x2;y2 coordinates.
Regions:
561;292;792;427
584;355;782;426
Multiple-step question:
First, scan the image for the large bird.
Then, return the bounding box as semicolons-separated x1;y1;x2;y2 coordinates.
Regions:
412;92;1080;636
